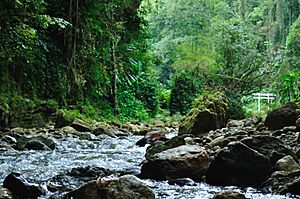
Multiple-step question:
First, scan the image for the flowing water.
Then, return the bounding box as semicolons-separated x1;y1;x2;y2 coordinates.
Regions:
0;134;299;199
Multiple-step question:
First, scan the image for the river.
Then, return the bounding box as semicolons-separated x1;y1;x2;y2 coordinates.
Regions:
0;134;299;199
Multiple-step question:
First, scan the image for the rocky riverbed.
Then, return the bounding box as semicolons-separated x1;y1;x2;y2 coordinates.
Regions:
1;102;300;198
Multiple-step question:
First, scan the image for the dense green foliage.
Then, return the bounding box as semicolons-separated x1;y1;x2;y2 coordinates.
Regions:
0;0;299;125
0;0;160;122
148;0;300;117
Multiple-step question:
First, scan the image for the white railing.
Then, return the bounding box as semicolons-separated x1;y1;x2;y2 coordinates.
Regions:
252;93;276;111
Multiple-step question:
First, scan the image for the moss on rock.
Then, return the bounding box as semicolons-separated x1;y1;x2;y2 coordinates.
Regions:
179;92;228;136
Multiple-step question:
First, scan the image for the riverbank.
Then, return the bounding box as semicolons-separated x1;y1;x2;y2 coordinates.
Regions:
1;103;300;198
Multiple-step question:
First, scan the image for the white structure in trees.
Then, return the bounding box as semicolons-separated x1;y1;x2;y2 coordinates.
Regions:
252;93;276;111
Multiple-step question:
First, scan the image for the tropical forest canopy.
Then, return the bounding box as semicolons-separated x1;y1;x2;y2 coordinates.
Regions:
0;0;299;123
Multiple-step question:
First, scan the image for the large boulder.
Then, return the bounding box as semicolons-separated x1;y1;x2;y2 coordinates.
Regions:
65;175;155;199
265;103;298;130
206;141;272;186
240;135;296;165
140;145;209;181
206;135;296;187
3;172;45;199
179;92;228;136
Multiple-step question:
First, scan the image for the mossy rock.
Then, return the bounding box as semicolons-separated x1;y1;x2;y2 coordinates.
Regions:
179;92;228;136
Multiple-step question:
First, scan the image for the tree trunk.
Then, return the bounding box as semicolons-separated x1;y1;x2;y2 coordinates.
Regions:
110;40;119;114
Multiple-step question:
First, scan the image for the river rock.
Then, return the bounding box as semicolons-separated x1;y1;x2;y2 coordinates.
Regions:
208;136;229;148
3;172;45;199
71;119;92;132
47;166;111;192
283;126;297;133
141;145;209;181
226;120;244;128
60;126;78;135
212;190;247;199
240;135;296;165
136;130;168;147
206;135;297;187
0;141;14;151
0;188;13;199
65;175;155;199
93;123;116;137
265;103;298;130
16;135;56;150
1;135;17;145
275;155;300;172
206;141;272;186
167;178;196;186
262;170;300;195
280;177;300;195
179;92;228;136
25;140;50;150
145;134;193;161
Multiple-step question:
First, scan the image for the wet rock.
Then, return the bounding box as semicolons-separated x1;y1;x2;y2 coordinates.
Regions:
280;177;300;195
136;130;168;147
25;140;50;150
0;188;13;199
272;129;283;137
179;92;228;136
47;166;111;192
283;126;297;133
265;103;298;130
145;134;192;161
79;132;96;140
93;123;116;137
0;141;15;151
262;170;300;194
275;155;300;173
208;136;229;148
141;145;209;181
167;178;196;186
65;175;155;199
3;172;45;199
94;122;130;137
212;190;247;199
0;135;17;145
16;135;56;150
296;118;300;131
71;119;92;132
10;127;32;136
240;135;296;165
206;141;272;186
